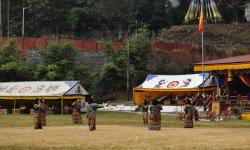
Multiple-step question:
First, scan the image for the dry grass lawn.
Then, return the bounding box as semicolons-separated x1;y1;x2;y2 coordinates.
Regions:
1;113;250;150
1;125;250;150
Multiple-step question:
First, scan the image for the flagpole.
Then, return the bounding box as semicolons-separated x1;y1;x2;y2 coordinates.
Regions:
202;30;204;96
200;0;205;96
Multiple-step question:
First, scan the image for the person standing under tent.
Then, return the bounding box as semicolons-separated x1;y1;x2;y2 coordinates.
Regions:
142;96;149;125
72;99;83;124
183;97;194;128
40;98;47;126
34;99;43;129
86;97;104;131
148;99;162;130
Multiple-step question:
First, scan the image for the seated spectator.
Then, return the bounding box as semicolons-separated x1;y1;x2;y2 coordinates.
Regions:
64;105;69;114
19;105;26;114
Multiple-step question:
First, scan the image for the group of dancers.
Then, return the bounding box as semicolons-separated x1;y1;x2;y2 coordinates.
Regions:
142;96;195;130
71;98;104;131
33;96;104;131
33;95;196;131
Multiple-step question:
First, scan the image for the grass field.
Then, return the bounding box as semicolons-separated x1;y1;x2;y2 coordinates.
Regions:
1;112;250;150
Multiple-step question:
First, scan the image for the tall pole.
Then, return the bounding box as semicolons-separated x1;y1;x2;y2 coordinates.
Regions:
7;0;9;37
22;7;27;52
202;30;204;96
127;39;130;101
22;7;25;37
0;0;2;44
201;0;205;96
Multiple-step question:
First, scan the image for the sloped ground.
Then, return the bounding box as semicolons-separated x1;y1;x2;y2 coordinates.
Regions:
158;23;250;44
156;23;250;67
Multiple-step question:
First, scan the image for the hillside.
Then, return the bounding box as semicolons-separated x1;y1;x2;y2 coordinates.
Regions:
156;23;250;66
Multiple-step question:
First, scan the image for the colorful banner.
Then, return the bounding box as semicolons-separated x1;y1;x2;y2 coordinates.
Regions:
137;73;211;89
212;101;220;116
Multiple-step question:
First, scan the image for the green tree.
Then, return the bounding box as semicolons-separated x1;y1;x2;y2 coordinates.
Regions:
94;0;131;37
26;0;57;36
97;25;152;96
0;39;29;81
128;25;152;85
67;0;98;37
34;42;90;87
217;0;247;23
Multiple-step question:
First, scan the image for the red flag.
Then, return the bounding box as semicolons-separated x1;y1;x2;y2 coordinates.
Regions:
198;3;204;32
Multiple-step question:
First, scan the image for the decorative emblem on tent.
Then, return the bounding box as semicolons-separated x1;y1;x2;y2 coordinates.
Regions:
180;78;192;87
45;85;60;93
31;85;46;93
155;79;167;88
6;85;19;94
0;86;8;92
167;81;179;88
18;87;31;93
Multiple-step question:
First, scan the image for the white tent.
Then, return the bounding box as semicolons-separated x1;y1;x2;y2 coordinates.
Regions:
0;81;88;114
133;73;215;105
0;81;88;97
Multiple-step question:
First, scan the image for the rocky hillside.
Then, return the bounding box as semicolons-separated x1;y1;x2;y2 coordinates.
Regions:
157;23;250;63
26;50;106;72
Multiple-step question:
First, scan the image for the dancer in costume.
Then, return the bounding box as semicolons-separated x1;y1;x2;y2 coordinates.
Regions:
72;99;83;124
183;97;194;128
148;99;162;130
40;98;47;126
86;97;104;131
34;99;43;129
142;96;149;125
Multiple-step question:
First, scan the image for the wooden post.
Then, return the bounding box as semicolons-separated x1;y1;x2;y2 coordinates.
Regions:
61;98;63;115
13;99;16;114
14;99;16;110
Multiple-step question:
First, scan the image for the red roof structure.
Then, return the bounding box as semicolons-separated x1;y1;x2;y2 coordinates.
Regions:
194;54;250;72
195;54;250;65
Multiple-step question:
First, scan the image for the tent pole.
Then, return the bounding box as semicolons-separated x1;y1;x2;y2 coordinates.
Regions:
61;98;63;115
14;99;16;109
13;99;16;114
127;39;130;101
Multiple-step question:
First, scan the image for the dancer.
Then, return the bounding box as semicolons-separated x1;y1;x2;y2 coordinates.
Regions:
34;99;43;129
40;98;47;126
183;97;194;128
148;99;162;130
72;99;83;124
142;96;149;125
86;97;104;131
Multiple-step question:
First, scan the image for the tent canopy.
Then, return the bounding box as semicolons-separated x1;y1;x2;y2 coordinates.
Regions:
0;81;88;99
194;54;250;71
136;73;211;90
133;73;214;105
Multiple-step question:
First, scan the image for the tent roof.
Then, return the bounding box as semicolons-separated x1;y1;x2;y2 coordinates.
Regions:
134;73;212;91
194;54;250;71
0;81;88;97
195;54;250;65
